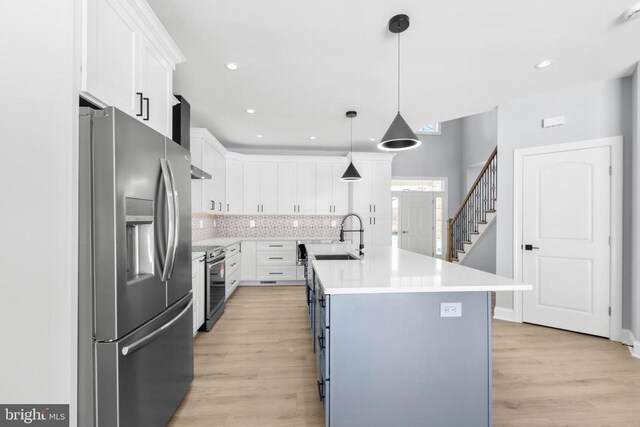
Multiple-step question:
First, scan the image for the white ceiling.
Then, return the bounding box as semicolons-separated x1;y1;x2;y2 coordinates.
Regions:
147;0;640;154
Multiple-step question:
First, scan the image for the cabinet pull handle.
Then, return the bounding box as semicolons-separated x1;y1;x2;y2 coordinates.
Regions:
374;217;376;225
219;201;222;211
230;262;237;267
369;204;372;212
373;204;376;213
318;296;326;308
143;97;149;121
269;257;283;260
317;380;325;401
211;200;215;210
136;92;143;116
369;217;372;225
257;204;260;212
227;203;229;212
269;272;283;275
269;245;283;247
317;335;325;350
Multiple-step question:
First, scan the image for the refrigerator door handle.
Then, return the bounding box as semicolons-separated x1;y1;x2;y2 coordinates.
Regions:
165;159;180;279
121;298;193;356
160;159;176;283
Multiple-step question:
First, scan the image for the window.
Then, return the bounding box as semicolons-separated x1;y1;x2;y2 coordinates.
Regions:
434;196;444;255
416;123;440;135
391;179;446;192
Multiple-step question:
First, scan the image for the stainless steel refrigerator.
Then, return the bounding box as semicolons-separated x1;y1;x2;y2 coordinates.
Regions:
78;106;193;426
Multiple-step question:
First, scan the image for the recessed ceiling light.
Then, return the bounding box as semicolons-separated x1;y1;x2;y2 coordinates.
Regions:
256;134;263;138
369;138;376;141
310;136;317;140
535;60;553;69
246;109;255;114
225;62;238;71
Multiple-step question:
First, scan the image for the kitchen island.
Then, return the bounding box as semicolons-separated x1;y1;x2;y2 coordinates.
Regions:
305;244;531;427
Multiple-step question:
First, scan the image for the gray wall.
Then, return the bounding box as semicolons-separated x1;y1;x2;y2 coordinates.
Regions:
495;77;633;318
392;119;464;217
461;108;498;194
461;220;497;274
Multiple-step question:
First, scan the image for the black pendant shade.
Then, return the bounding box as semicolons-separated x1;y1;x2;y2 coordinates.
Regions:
377;112;421;151
379;14;420;152
341;111;363;182
341;161;362;181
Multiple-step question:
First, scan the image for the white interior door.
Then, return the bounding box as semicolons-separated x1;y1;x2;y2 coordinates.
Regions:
522;146;610;337
400;192;434;256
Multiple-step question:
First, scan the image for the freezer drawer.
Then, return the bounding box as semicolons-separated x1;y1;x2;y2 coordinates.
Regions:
95;295;194;427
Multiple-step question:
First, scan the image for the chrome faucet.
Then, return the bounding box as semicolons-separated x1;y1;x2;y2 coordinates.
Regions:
339;213;365;257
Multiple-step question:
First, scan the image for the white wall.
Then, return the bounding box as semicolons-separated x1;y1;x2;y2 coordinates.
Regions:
632;64;640;341
392;119;464;217
495;77;633;317
0;0;80;421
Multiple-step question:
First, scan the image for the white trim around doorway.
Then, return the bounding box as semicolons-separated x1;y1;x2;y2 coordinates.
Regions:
512;136;623;342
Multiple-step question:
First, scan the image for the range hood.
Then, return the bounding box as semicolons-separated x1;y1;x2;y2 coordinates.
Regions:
191;165;211;180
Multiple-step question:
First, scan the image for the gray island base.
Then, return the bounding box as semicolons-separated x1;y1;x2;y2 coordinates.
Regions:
306;244;531;427
317;285;491;427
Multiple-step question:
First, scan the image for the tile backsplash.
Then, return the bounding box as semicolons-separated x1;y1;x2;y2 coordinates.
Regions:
192;214;344;241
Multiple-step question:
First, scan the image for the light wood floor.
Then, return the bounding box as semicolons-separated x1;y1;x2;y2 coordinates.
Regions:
168;286;640;427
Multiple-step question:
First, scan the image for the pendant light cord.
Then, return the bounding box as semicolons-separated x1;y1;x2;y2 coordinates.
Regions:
397;32;400;113
350;116;353;154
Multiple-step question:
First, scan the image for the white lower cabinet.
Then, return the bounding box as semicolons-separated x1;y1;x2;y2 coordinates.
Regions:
240;241;257;281
225;243;241;299
191;256;205;335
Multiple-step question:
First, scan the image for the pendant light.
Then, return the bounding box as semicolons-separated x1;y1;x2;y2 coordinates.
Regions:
378;14;421;152
341;111;363;182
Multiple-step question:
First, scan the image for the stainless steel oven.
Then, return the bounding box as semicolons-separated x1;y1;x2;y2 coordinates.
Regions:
201;246;226;331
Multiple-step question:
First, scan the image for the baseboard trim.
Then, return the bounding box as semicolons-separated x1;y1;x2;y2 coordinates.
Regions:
239;281;304;287
622;329;640;359
493;307;517;322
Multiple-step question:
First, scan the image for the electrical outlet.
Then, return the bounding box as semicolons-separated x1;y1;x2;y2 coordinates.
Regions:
331;220;337;228
249;220;256;228
440;302;462;318
293;220;299;228
199;220;204;229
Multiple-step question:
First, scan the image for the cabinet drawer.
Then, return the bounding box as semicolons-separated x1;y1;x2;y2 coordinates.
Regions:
257;266;297;281
256;241;296;251
226;253;240;275
226;243;240;258
225;269;239;299
257;251;296;266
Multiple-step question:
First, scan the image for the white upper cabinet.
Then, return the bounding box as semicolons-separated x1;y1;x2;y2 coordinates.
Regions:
316;160;349;215
82;0;185;137
191;128;226;213
278;161;317;214
225;157;244;214
243;161;278;214
138;33;173;136
350;154;394;217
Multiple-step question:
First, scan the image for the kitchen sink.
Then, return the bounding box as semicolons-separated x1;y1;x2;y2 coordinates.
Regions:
314;254;360;261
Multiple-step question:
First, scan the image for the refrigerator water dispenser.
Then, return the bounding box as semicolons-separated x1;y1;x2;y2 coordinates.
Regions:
125;197;154;283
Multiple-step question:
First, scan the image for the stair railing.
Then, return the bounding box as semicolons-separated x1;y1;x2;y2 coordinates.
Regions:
447;147;497;262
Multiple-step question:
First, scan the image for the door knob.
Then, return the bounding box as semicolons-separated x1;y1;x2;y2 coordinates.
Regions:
402;230;409;234
524;244;540;250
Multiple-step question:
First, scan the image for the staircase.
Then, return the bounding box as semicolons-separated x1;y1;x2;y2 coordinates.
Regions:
447;147;497;264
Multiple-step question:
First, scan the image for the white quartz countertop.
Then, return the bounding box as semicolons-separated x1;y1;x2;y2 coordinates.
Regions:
193;237;343;248
307;244;532;295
